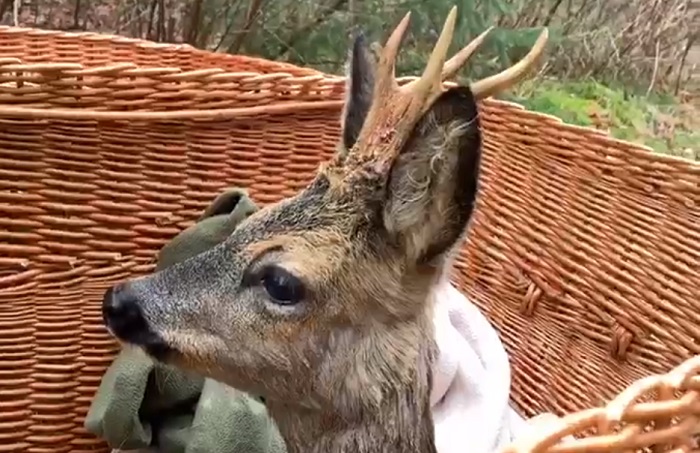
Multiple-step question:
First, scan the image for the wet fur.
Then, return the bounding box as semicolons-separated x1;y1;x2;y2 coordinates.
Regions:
106;33;482;453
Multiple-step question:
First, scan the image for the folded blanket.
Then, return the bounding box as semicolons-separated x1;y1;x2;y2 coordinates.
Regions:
87;187;565;453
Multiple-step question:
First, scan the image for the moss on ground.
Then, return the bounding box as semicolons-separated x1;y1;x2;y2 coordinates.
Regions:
507;78;699;161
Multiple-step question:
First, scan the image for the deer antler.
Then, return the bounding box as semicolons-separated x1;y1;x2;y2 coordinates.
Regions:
345;5;548;169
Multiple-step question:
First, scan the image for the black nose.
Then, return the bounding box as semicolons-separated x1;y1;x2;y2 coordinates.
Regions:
102;283;151;343
102;283;171;358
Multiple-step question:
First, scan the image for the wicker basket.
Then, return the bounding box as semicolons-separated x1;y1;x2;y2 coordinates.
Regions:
0;26;699;453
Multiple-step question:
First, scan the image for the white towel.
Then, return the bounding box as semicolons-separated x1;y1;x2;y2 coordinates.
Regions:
430;280;531;453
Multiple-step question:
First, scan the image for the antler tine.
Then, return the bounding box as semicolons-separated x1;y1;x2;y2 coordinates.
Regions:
375;12;412;92
403;6;458;100
471;28;549;99
441;26;494;81
341;6;550;169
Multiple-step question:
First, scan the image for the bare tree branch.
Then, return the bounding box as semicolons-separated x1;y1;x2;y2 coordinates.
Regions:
273;0;349;59
0;0;12;22
228;0;267;53
146;0;158;40
185;0;204;45
157;0;166;41
72;0;81;29
674;31;698;94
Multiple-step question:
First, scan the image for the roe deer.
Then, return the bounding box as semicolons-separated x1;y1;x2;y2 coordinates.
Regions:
103;7;548;453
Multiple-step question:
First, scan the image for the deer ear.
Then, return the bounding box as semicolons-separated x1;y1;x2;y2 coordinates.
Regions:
382;86;482;264
340;33;376;152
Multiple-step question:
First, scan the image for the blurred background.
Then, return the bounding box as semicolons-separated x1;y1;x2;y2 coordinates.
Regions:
1;0;698;158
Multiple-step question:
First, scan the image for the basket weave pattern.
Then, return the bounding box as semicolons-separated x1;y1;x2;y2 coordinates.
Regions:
0;27;698;453
503;355;700;452
0;25;342;112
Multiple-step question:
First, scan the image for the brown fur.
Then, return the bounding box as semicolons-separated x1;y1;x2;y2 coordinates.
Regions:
103;21;486;453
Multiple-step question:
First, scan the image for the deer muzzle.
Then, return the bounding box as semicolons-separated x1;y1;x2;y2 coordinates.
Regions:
102;282;172;360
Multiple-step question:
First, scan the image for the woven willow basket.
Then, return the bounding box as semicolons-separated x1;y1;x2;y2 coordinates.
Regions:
0;26;699;453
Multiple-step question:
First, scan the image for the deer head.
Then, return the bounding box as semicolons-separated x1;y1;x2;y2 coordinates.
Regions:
103;7;547;452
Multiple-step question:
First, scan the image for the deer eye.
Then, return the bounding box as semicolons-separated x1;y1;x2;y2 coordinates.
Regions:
259;265;305;305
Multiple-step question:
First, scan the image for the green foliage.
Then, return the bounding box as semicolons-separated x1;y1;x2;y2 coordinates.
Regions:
249;0;697;161
512;80;598;126
248;0;549;79
510;78;699;160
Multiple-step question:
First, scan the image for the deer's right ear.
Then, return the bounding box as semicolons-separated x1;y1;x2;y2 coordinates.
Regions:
340;33;376;152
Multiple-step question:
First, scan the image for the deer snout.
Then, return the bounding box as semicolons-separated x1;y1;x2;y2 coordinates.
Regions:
102;282;171;359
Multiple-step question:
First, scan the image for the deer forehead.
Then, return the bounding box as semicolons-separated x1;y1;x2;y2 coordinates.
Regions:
223;177;381;274
243;229;353;282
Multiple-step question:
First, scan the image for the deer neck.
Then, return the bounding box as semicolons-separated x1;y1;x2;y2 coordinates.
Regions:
265;316;439;453
267;400;437;453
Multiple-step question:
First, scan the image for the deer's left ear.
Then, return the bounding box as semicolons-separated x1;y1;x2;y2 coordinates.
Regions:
339;33;376;152
382;86;482;264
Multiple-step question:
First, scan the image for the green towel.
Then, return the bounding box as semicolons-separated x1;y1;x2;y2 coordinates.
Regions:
85;188;285;453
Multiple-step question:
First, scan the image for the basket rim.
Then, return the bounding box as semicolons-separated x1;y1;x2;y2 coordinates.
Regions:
0;26;697;172
502;354;700;453
0;25;322;76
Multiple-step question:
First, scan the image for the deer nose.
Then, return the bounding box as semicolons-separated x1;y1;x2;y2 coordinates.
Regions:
102;282;172;359
102;282;150;342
